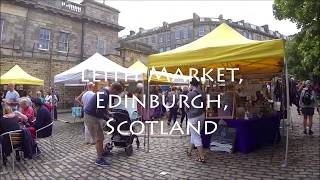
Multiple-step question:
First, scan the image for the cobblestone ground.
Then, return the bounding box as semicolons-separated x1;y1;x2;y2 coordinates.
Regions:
1;108;319;180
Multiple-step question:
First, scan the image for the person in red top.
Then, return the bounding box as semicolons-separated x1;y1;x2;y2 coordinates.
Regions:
16;97;35;127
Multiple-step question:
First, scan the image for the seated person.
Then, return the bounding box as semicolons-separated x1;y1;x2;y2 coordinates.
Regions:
33;98;53;138
0;105;21;161
253;91;272;117
15;97;35;127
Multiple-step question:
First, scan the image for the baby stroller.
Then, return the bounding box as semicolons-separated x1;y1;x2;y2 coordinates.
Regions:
104;109;140;156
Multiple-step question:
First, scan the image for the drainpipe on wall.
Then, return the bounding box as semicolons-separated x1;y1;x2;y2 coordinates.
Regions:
80;21;85;61
22;6;30;60
80;5;86;61
122;50;126;67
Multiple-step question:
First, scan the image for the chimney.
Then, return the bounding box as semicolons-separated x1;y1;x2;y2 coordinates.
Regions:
129;30;135;35
163;21;168;27
261;24;269;32
139;27;144;33
193;13;200;20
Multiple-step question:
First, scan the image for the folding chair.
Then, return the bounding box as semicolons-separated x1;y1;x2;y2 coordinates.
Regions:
35;121;55;155
0;130;23;172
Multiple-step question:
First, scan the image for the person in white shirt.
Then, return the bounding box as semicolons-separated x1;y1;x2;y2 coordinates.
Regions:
45;90;58;120
76;82;95;144
3;83;20;111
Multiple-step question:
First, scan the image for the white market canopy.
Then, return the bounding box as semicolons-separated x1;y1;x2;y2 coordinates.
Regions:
54;53;139;84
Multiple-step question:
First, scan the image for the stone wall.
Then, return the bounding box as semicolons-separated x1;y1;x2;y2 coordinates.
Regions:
0;0;151;110
82;0;119;25
1;0;121;62
83;22;119;57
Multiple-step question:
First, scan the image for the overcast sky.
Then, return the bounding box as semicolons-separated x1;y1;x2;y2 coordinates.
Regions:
73;0;299;37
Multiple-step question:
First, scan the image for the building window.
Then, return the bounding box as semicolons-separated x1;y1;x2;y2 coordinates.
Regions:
244;32;248;38
159;47;164;52
0;19;4;41
159;34;164;43
188;28;193;39
152;36;156;43
175;30;180;40
183;28;188;39
145;37;149;44
210;25;216;31
166;46;171;51
244;31;253;39
58;32;69;52
198;26;205;37
38;28;50;50
167;33;171;42
97;38;106;55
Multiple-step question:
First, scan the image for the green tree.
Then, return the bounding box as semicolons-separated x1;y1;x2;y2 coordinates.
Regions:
273;0;320;79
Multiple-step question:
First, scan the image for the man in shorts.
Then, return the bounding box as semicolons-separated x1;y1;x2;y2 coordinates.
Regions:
84;82;123;166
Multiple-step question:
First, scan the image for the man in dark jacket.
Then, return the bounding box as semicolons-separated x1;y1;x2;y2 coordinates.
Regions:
84;82;123;166
167;86;178;126
180;86;189;127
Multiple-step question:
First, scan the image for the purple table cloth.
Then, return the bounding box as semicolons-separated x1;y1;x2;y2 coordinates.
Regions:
202;114;281;153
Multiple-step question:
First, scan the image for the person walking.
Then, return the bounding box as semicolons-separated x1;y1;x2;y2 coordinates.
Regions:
295;81;304;115
180;86;189;127
0;91;4;117
84;82;123;166
76;82;95;144
167;86;178;126
185;78;206;163
299;80;316;135
45;90;58;120
50;87;60;120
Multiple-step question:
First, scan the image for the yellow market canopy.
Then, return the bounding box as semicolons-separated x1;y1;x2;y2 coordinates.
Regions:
128;60;189;84
148;23;285;76
128;60;148;74
0;65;44;85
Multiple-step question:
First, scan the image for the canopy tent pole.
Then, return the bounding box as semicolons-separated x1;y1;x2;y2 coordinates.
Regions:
282;57;290;167
146;68;150;153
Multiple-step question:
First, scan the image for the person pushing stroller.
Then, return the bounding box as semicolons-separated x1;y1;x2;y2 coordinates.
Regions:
84;82;123;166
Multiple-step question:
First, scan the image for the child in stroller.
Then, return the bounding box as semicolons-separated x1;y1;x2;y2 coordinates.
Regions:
104;109;140;156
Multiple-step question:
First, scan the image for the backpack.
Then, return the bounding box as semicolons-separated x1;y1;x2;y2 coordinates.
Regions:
302;89;313;105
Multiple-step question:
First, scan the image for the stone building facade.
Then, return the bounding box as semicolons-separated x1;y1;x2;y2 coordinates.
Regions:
122;13;288;53
0;0;128;108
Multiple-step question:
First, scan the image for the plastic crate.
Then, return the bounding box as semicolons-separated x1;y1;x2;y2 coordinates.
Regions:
72;107;83;118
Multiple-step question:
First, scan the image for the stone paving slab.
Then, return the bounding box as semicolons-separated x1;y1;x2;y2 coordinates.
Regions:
0;108;319;179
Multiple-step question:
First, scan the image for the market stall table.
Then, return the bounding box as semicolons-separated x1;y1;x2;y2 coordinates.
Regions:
202;114;281;154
